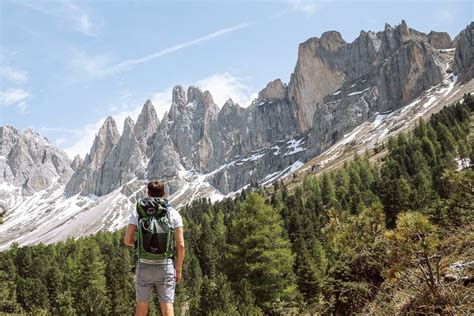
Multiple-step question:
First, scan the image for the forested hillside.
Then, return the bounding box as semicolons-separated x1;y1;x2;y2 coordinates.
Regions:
1;94;473;315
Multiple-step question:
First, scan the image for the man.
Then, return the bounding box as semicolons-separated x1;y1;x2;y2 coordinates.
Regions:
124;180;185;316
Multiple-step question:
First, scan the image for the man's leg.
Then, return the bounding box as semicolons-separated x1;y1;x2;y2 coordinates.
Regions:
160;302;174;316
135;262;153;316
136;302;149;316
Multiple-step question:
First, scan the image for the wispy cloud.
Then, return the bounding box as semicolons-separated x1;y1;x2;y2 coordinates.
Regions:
20;0;99;36
290;0;319;15
0;66;28;83
74;23;250;79
196;72;257;107
0;88;30;111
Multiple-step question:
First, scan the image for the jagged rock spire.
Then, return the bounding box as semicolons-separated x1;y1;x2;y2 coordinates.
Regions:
134;99;159;157
65;116;120;196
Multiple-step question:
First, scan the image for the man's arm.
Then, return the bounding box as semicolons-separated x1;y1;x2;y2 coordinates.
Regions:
174;227;185;284
124;224;137;247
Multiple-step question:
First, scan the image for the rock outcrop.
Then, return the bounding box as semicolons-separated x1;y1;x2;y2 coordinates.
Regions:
428;31;452;49
91;117;146;196
455;22;474;81
0;125;73;195
134;99;159;158
286;20;447;133
70;155;83;172
288;31;347;132
65;116;120;196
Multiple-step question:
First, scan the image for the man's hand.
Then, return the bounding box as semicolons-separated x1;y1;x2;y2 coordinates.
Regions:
124;224;137;247
175;270;182;284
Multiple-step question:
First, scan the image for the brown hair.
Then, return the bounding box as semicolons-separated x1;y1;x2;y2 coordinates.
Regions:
147;180;165;197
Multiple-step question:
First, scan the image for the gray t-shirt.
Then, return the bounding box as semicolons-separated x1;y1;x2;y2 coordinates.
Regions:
130;204;183;264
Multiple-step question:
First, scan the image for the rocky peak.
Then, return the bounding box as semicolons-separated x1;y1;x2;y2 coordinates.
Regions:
1;125;20;156
455;22;474;81
320;31;346;51
70;155;83;172
123;117;135;136
258;79;287;100
288;33;347;132
187;86;202;104
202;90;214;106
134;99;159;157
85;116;120;170
187;86;215;107
397;19;410;39
65;116;119;197
89;116;145;196
172;85;187;107
1;126;73;195
428;31;452;49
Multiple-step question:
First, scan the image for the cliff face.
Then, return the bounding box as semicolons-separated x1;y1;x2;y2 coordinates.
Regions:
65;116;120;196
455;22;474;81
0;125;73;196
288;20;446;134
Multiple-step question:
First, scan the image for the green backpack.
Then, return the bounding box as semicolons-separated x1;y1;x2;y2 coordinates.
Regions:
136;197;174;261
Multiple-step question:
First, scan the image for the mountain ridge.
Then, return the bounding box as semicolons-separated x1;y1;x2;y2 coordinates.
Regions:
1;20;473;249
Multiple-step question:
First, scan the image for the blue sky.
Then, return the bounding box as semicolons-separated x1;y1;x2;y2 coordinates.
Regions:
1;0;472;158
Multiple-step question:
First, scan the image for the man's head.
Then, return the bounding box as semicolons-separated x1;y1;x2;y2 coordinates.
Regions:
147;180;165;198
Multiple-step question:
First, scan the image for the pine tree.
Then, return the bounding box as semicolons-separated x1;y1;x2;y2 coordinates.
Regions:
226;192;296;312
72;240;110;314
321;172;336;208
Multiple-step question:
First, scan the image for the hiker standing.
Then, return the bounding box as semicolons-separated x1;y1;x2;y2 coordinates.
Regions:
124;180;185;316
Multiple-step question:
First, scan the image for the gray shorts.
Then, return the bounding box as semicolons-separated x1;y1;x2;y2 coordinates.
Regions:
135;261;176;303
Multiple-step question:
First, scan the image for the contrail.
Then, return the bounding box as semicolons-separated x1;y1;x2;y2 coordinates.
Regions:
106;23;251;76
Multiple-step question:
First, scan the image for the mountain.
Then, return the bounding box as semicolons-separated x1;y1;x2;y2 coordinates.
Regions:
1;21;473;250
0;126;73;209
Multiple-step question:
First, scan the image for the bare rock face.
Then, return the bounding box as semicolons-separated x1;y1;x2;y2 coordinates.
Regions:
258;79;287;100
0;125;73;195
91;117;146;196
377;40;444;110
287;20;446;135
147;85;220;178
86;116;120;170
428;31;452;49
70;155;83;172
134;99;159;158
455;22;474;81
65;116;120;197
172;85;187;107
288;31;347;132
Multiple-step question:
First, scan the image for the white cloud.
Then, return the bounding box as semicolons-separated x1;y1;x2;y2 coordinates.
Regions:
151;89;173;120
0;66;28;83
70;49;113;80
66;2;95;36
20;0;98;36
290;0;319;15
0;88;30;110
196;72;257;107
